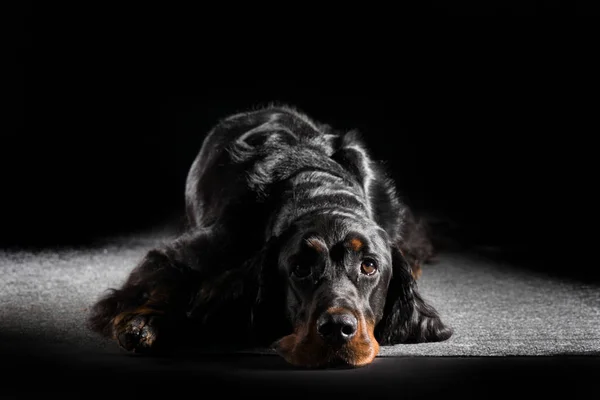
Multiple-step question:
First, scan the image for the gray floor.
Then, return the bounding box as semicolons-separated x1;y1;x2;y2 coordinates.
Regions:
1;229;598;357
1;228;599;399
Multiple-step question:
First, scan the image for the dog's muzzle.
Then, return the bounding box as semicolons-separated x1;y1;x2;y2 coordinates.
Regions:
316;309;358;344
273;305;380;368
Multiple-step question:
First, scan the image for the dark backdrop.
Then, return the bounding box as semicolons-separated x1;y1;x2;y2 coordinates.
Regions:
9;3;598;282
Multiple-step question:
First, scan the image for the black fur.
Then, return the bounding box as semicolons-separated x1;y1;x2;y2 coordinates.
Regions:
88;105;452;365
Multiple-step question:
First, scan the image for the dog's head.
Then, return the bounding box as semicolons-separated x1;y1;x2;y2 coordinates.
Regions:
265;213;452;368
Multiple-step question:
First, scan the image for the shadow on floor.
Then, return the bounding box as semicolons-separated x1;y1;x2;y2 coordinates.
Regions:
2;332;598;399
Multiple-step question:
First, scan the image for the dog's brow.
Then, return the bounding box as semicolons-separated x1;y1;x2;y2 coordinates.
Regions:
305;237;327;253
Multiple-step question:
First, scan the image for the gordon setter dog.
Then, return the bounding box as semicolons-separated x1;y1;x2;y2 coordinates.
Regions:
88;105;453;368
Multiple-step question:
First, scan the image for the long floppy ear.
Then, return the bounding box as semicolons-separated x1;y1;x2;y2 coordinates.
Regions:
375;247;453;345
182;235;282;346
248;235;292;346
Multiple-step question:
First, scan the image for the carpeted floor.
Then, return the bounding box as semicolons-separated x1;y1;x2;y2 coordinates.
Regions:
2;227;599;358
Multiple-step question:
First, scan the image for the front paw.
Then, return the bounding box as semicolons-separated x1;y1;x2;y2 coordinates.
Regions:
112;310;163;353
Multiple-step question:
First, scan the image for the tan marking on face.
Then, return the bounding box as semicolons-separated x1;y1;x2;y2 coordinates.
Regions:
273;321;333;368
273;307;380;368
349;238;363;252
340;317;379;367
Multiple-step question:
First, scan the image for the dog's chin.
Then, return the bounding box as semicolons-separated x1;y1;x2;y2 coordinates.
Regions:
272;332;379;369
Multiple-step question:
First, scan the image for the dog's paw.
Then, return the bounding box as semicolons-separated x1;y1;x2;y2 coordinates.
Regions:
112;311;163;353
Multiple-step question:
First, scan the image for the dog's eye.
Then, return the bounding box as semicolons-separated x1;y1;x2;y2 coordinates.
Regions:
360;259;378;275
293;263;312;278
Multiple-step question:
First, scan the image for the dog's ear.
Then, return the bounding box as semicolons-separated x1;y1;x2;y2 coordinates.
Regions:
182;235;287;346
249;235;292;345
375;247;453;345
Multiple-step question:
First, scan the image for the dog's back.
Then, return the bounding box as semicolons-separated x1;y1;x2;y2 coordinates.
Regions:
184;105;432;272
185;106;370;231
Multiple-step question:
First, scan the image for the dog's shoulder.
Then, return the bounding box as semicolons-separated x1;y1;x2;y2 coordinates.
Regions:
216;104;325;137
202;105;339;161
220;104;397;195
222;103;318;126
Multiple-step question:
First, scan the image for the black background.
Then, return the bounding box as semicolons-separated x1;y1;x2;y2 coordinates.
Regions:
9;2;598;281
5;4;600;398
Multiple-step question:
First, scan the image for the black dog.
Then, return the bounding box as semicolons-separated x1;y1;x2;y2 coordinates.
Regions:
88;105;452;367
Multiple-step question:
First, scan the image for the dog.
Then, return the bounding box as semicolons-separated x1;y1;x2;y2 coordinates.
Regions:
88;105;453;368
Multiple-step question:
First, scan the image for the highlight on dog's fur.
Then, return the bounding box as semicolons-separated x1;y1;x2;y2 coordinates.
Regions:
88;105;453;367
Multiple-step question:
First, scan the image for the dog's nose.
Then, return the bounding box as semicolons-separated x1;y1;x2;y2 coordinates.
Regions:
316;311;358;343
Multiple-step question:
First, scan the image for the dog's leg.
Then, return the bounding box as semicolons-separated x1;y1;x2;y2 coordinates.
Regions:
88;248;196;353
87;231;226;353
